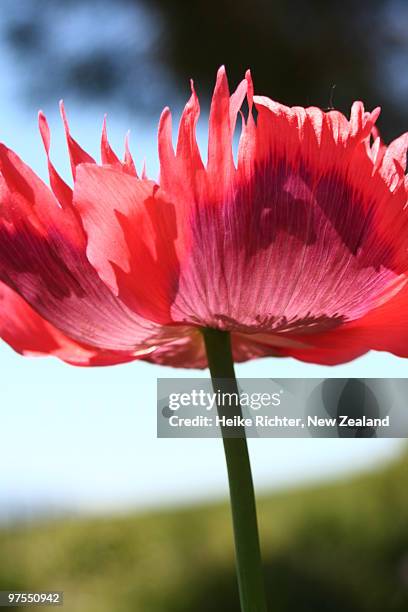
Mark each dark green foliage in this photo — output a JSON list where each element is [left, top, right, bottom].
[[1, 451, 408, 611]]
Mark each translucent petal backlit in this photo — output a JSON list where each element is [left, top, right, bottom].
[[0, 68, 408, 367]]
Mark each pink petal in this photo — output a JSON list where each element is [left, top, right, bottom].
[[38, 111, 73, 208], [123, 132, 138, 177], [0, 281, 139, 366], [3, 69, 408, 370], [0, 280, 204, 367], [151, 72, 408, 348], [73, 164, 181, 324], [0, 144, 174, 353], [101, 116, 122, 165], [59, 101, 95, 178]]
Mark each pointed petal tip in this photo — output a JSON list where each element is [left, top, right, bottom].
[[372, 106, 381, 121], [214, 65, 230, 90], [59, 100, 69, 126], [158, 107, 173, 144], [38, 111, 50, 150], [124, 131, 131, 153], [217, 65, 227, 80], [124, 130, 132, 149], [245, 69, 254, 102], [38, 111, 48, 132], [159, 106, 172, 125], [188, 80, 199, 104], [213, 65, 229, 96]]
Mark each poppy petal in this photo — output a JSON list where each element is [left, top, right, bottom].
[[38, 111, 73, 208], [73, 164, 181, 325], [0, 281, 205, 367], [0, 144, 175, 352], [0, 281, 140, 366], [155, 81, 408, 350], [282, 277, 408, 364], [59, 101, 95, 178]]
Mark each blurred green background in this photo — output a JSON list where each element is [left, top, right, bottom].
[[1, 450, 408, 611]]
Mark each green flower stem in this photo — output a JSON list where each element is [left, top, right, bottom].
[[202, 328, 268, 612]]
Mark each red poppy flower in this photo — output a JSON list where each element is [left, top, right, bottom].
[[1, 67, 408, 367]]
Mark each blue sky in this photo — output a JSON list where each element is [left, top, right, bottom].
[[0, 340, 405, 518], [0, 28, 406, 520]]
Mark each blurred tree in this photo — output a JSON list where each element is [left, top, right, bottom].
[[1, 0, 407, 138]]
